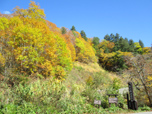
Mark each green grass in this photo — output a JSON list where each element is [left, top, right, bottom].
[[0, 62, 151, 113]]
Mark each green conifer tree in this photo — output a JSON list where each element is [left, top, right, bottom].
[[119, 37, 124, 51], [110, 33, 115, 42], [115, 33, 120, 42], [104, 34, 110, 41], [123, 38, 129, 52], [139, 39, 144, 48], [128, 39, 135, 52], [61, 27, 66, 34], [80, 30, 87, 41], [71, 25, 76, 31], [92, 37, 100, 47]]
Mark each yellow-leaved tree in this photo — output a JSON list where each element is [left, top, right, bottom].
[[0, 1, 73, 80], [75, 35, 97, 63]]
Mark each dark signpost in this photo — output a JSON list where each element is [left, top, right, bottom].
[[107, 94, 118, 107], [127, 82, 138, 110]]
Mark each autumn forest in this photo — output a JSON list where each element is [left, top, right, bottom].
[[0, 1, 152, 113]]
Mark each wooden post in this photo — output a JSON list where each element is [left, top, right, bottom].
[[128, 82, 138, 110]]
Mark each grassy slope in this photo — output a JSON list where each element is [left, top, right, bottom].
[[0, 61, 151, 113], [64, 61, 123, 88]]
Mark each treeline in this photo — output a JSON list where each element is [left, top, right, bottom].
[[92, 33, 150, 55], [104, 33, 145, 54], [91, 33, 151, 72]]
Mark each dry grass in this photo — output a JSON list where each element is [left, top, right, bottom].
[[74, 61, 104, 73], [64, 61, 123, 95], [73, 61, 121, 82]]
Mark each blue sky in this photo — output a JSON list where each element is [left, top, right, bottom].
[[0, 0, 152, 47]]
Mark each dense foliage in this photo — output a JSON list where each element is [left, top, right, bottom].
[[93, 33, 151, 72], [0, 12, 72, 80], [0, 1, 151, 113], [0, 1, 97, 80]]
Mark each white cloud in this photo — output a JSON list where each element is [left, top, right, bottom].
[[3, 11, 11, 14]]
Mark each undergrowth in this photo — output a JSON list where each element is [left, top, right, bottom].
[[0, 62, 151, 113]]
